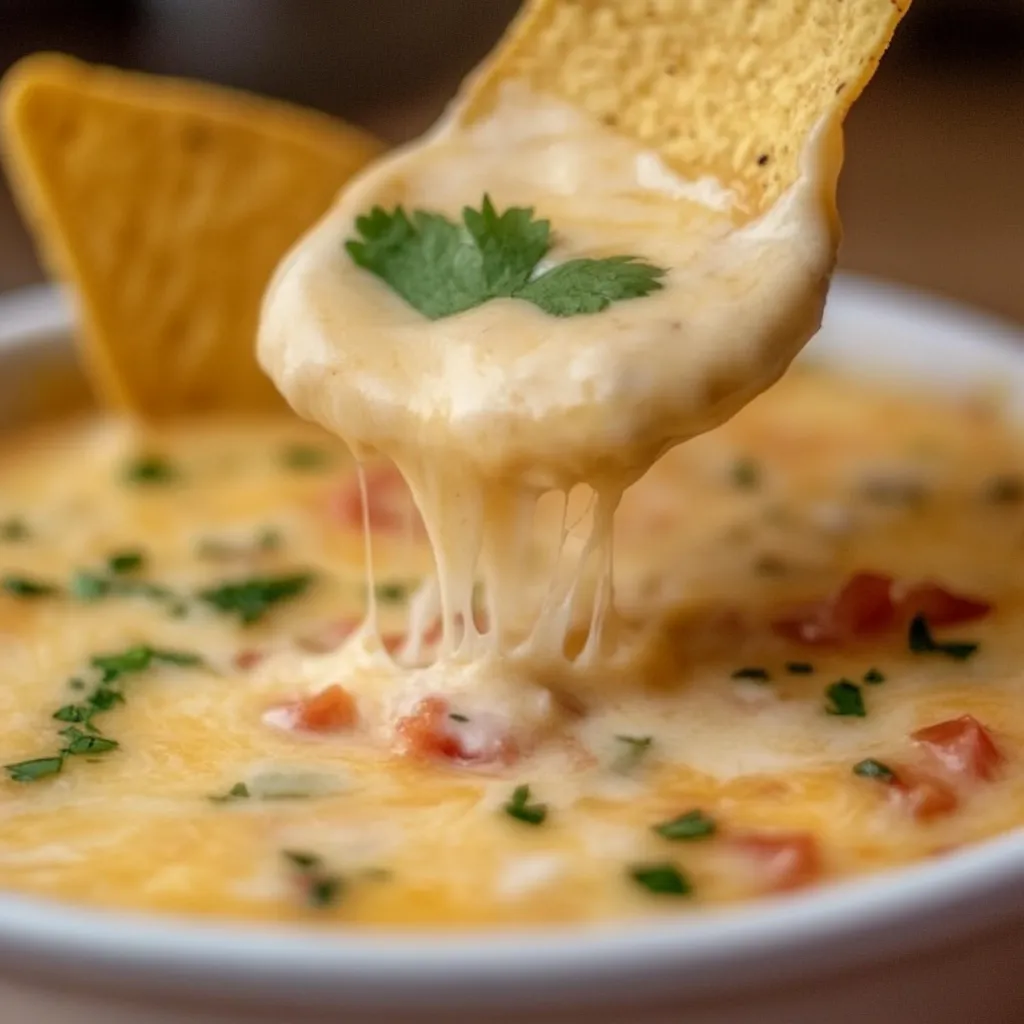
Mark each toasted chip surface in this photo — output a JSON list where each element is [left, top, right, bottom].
[[463, 0, 909, 219], [0, 53, 383, 416]]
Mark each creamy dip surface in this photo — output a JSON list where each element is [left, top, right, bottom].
[[0, 368, 1022, 926]]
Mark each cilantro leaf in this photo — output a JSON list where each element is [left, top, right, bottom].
[[3, 574, 58, 598], [612, 734, 653, 773], [6, 756, 64, 783], [629, 863, 692, 897], [346, 197, 665, 321], [503, 784, 548, 826], [515, 256, 665, 317], [825, 680, 866, 718], [853, 758, 896, 783], [462, 194, 550, 296], [197, 573, 314, 625], [908, 615, 978, 661], [652, 808, 717, 841]]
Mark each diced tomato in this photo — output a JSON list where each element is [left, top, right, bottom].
[[897, 583, 992, 628], [772, 572, 895, 645], [234, 648, 266, 670], [731, 832, 822, 892], [912, 715, 1003, 782], [328, 463, 423, 535], [395, 696, 518, 766], [294, 684, 357, 732], [890, 767, 959, 821]]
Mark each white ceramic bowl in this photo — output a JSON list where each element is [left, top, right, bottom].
[[0, 278, 1022, 1024]]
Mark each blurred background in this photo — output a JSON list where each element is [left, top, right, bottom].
[[0, 0, 1021, 323]]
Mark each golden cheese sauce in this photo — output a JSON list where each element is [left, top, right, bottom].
[[1, 367, 1023, 927]]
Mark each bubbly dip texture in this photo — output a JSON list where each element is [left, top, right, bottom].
[[258, 84, 842, 740]]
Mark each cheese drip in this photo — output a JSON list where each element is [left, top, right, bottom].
[[258, 84, 841, 729]]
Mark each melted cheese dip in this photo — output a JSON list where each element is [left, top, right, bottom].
[[1, 367, 1023, 926], [258, 85, 840, 710]]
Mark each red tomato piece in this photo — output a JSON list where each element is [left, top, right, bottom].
[[296, 618, 360, 654], [898, 583, 992, 627], [772, 572, 895, 645], [732, 832, 822, 892], [395, 696, 518, 766], [234, 648, 266, 670], [912, 715, 1003, 782], [294, 684, 357, 732], [890, 768, 960, 821], [329, 464, 423, 535]]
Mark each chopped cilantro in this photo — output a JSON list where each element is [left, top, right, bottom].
[[281, 849, 343, 909], [5, 756, 64, 783], [612, 734, 654, 773], [853, 758, 896, 783], [346, 195, 665, 321], [197, 572, 314, 625], [0, 518, 29, 542], [653, 808, 717, 841], [731, 458, 760, 490], [107, 550, 145, 575], [209, 782, 251, 804], [908, 615, 978, 661], [825, 680, 866, 718], [282, 445, 332, 471], [123, 455, 177, 485], [863, 667, 886, 684], [70, 571, 111, 602], [2, 574, 58, 598], [503, 784, 547, 826], [448, 712, 470, 723], [629, 863, 692, 897], [786, 662, 814, 675], [5, 644, 202, 782], [731, 667, 770, 682], [374, 581, 408, 603]]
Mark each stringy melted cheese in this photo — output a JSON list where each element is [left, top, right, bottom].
[[257, 85, 840, 740], [1, 368, 1024, 927]]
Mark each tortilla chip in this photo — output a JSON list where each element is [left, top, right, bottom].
[[462, 0, 910, 219], [0, 53, 383, 416]]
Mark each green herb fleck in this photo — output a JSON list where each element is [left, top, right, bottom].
[[731, 667, 770, 682], [198, 572, 314, 625], [60, 727, 118, 756], [863, 667, 886, 684], [69, 571, 111, 602], [908, 615, 978, 661], [504, 784, 547, 826], [107, 550, 145, 575], [825, 680, 866, 718], [374, 581, 409, 603], [5, 756, 65, 783], [449, 713, 470, 723], [123, 455, 177, 485], [2, 574, 58, 598], [731, 458, 760, 490], [853, 758, 896, 783], [0, 518, 30, 542], [653, 808, 717, 842], [281, 849, 343, 909], [282, 445, 332, 471], [612, 734, 654, 773], [786, 662, 814, 675], [629, 863, 692, 897], [209, 782, 251, 804], [346, 196, 666, 321]]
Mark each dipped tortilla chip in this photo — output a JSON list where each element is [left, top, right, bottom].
[[0, 53, 383, 416], [462, 0, 909, 220]]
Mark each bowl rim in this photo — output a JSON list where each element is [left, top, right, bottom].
[[0, 276, 1022, 1011]]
